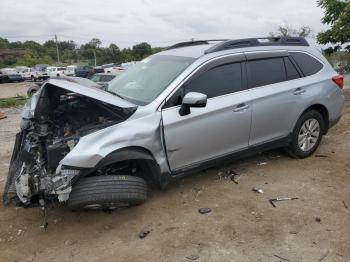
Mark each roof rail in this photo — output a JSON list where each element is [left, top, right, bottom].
[[166, 39, 228, 50], [204, 37, 309, 54]]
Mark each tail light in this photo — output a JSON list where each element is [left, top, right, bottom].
[[332, 75, 344, 89]]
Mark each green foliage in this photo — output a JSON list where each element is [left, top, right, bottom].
[[317, 0, 350, 52], [16, 50, 53, 67], [0, 37, 9, 48], [0, 96, 27, 108], [89, 38, 102, 48], [0, 36, 163, 67], [132, 42, 152, 60]]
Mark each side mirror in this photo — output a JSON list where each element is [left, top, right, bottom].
[[179, 92, 207, 116]]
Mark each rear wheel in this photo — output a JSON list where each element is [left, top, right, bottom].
[[286, 110, 324, 158], [67, 175, 147, 210]]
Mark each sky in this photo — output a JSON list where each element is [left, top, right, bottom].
[[0, 0, 328, 48]]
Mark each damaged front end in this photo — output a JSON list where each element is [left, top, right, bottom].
[[3, 79, 136, 207]]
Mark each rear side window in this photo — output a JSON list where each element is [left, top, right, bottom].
[[284, 57, 300, 80], [184, 62, 243, 99], [289, 52, 323, 76], [248, 58, 286, 88]]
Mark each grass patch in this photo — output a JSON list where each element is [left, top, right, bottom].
[[0, 96, 27, 108]]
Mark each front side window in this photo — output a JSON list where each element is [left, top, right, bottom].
[[164, 62, 243, 108], [184, 62, 243, 99], [289, 52, 323, 76], [248, 58, 286, 88], [108, 55, 194, 105]]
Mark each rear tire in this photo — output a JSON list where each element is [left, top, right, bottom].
[[67, 175, 147, 210], [286, 110, 324, 158]]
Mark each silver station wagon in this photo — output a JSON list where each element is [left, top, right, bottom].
[[4, 37, 345, 211]]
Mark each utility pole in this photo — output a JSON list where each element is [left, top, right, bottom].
[[54, 34, 60, 64], [92, 49, 97, 66]]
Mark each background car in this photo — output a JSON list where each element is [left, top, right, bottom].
[[16, 67, 41, 81], [89, 73, 118, 90], [65, 65, 77, 76], [46, 66, 67, 77], [0, 68, 23, 83], [75, 65, 94, 78], [104, 64, 123, 74], [92, 66, 105, 74], [27, 75, 102, 96]]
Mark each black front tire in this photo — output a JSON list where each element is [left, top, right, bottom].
[[286, 109, 324, 158], [67, 175, 147, 210]]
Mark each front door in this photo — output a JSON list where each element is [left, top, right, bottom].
[[161, 59, 252, 172]]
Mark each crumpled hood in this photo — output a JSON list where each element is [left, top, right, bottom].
[[23, 79, 136, 119]]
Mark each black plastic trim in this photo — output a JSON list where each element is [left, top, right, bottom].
[[205, 37, 309, 54], [245, 51, 289, 61], [166, 40, 228, 50]]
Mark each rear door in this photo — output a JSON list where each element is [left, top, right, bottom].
[[246, 51, 304, 146], [162, 55, 252, 172]]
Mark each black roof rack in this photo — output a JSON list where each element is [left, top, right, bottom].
[[204, 37, 309, 54], [166, 39, 228, 50]]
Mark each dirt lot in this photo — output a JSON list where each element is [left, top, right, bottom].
[[0, 81, 31, 98], [0, 81, 349, 262]]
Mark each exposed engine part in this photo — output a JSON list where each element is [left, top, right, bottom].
[[4, 85, 134, 206], [15, 169, 31, 204], [46, 143, 70, 170]]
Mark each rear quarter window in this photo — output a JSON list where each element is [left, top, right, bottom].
[[289, 52, 323, 76]]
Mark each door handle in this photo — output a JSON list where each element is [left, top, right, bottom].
[[233, 103, 249, 112], [293, 88, 306, 95]]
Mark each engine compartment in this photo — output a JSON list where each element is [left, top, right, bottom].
[[4, 84, 135, 206]]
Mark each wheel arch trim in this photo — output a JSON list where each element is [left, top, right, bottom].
[[293, 103, 329, 134]]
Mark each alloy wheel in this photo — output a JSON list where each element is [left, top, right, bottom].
[[298, 118, 320, 151]]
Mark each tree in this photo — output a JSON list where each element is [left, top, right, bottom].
[[317, 0, 350, 52], [151, 47, 163, 54], [89, 38, 102, 49], [0, 37, 9, 49], [109, 43, 121, 63], [269, 23, 312, 37], [132, 42, 152, 60], [16, 50, 53, 67]]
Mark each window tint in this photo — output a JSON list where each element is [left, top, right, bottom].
[[184, 63, 243, 99], [100, 75, 115, 82], [248, 58, 286, 88], [289, 52, 323, 76], [284, 57, 300, 80], [164, 87, 185, 108]]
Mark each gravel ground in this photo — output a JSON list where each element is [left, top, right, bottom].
[[0, 81, 32, 98], [0, 81, 349, 262]]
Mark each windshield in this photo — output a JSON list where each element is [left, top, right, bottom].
[[108, 55, 194, 105], [90, 75, 101, 82]]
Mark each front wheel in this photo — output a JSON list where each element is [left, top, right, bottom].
[[286, 110, 324, 158], [67, 175, 147, 210]]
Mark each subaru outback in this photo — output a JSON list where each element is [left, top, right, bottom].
[[3, 37, 345, 210]]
